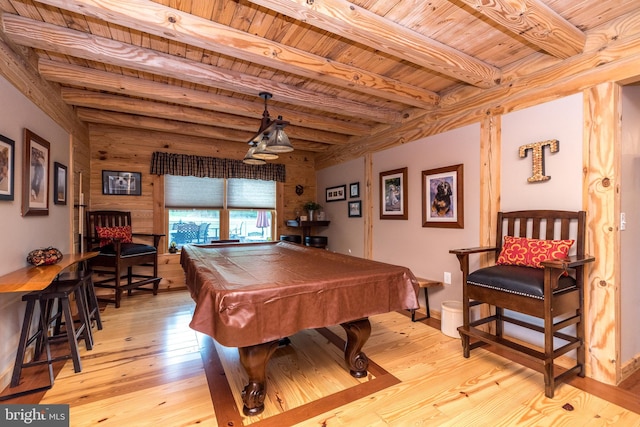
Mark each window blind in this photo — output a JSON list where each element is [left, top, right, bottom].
[[227, 179, 276, 209], [165, 175, 224, 208]]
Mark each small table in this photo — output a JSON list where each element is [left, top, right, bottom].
[[294, 220, 330, 239], [0, 251, 99, 401], [181, 242, 418, 415], [0, 252, 99, 293]]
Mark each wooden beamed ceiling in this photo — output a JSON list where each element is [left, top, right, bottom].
[[1, 0, 639, 167]]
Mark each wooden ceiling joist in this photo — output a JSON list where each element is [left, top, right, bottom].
[[1, 13, 408, 124], [37, 59, 372, 137], [32, 0, 442, 109], [247, 0, 503, 88], [61, 88, 352, 145], [458, 0, 586, 59]]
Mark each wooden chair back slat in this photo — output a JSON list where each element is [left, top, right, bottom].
[[494, 210, 585, 262]]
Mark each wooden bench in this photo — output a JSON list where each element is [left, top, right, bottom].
[[411, 278, 443, 322]]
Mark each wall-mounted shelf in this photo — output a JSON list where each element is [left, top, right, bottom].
[[291, 221, 330, 238]]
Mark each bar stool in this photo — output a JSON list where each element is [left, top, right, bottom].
[[9, 277, 93, 391], [55, 260, 103, 335]]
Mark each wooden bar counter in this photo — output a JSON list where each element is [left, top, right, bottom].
[[0, 252, 99, 293]]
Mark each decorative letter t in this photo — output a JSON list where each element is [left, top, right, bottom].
[[518, 139, 559, 183]]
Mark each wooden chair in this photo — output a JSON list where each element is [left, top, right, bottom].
[[450, 210, 595, 398], [86, 210, 163, 308]]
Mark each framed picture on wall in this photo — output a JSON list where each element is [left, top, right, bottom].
[[0, 134, 15, 201], [422, 163, 464, 228], [22, 129, 50, 216], [326, 184, 346, 202], [53, 162, 67, 205], [102, 170, 142, 195], [380, 167, 407, 220], [348, 200, 362, 217], [349, 182, 360, 198]]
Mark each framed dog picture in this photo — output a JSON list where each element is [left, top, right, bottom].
[[422, 164, 463, 228], [102, 170, 142, 195], [380, 167, 407, 220]]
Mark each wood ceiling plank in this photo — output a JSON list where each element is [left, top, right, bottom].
[[38, 58, 373, 136], [33, 0, 440, 108], [247, 0, 502, 88], [76, 108, 330, 153], [2, 14, 404, 123], [458, 0, 586, 58], [61, 88, 352, 145]]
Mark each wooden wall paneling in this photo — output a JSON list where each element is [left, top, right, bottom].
[[583, 82, 622, 385], [477, 114, 501, 331], [479, 113, 501, 264], [280, 151, 317, 234], [88, 124, 317, 289], [364, 153, 373, 260], [152, 173, 165, 250], [157, 253, 188, 292]]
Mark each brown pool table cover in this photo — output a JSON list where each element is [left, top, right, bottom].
[[181, 242, 420, 348]]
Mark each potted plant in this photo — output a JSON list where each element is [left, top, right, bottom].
[[303, 201, 322, 221], [169, 241, 178, 254]]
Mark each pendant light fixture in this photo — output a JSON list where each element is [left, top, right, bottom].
[[243, 92, 292, 164]]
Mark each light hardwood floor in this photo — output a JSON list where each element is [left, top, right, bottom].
[[2, 290, 640, 426]]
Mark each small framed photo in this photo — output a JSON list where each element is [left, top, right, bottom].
[[422, 164, 464, 228], [348, 200, 362, 217], [102, 170, 142, 195], [53, 162, 67, 205], [349, 182, 360, 198], [326, 184, 346, 202], [0, 134, 15, 201], [380, 167, 407, 220], [22, 129, 50, 216]]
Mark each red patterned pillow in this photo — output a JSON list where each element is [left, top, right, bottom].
[[497, 236, 574, 269], [96, 225, 133, 247]]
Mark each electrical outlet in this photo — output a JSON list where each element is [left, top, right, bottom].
[[621, 212, 626, 231], [444, 271, 451, 285]]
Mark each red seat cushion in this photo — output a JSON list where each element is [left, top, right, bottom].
[[96, 225, 133, 247], [496, 236, 573, 269]]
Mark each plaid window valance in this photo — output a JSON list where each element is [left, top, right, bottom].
[[150, 151, 286, 182]]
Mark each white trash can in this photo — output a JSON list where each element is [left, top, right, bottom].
[[441, 301, 463, 338]]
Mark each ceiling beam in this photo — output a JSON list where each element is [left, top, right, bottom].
[[61, 88, 351, 145], [1, 13, 405, 124], [457, 0, 585, 58], [37, 59, 372, 136], [316, 26, 640, 168], [76, 108, 329, 152], [247, 0, 502, 88], [33, 0, 441, 109]]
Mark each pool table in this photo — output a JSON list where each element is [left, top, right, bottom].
[[181, 241, 419, 415]]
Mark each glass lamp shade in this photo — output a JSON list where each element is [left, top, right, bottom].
[[243, 147, 266, 165], [252, 136, 279, 160], [265, 125, 294, 153]]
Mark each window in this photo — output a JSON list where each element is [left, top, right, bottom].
[[165, 176, 275, 250]]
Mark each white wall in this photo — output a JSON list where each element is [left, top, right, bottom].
[[500, 93, 585, 347], [501, 94, 584, 211], [318, 94, 586, 329], [316, 157, 365, 257], [318, 124, 481, 310], [372, 124, 481, 310], [621, 86, 640, 362], [0, 76, 71, 390]]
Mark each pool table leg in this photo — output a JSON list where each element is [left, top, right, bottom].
[[341, 318, 371, 378], [238, 339, 279, 416]]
